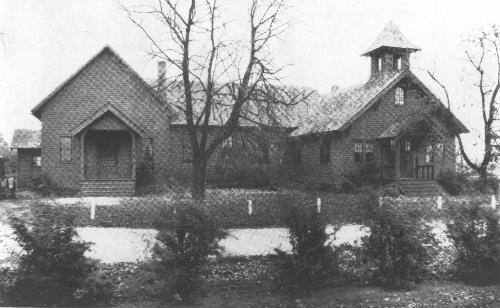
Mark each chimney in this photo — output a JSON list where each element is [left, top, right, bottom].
[[157, 61, 166, 100]]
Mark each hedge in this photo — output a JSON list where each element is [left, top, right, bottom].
[[31, 190, 495, 229], [31, 190, 371, 229]]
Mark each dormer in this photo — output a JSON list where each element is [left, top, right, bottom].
[[362, 22, 420, 77]]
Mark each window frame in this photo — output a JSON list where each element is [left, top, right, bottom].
[[354, 140, 375, 164], [60, 136, 72, 162], [365, 142, 375, 162], [319, 137, 331, 164], [182, 134, 193, 163], [142, 138, 154, 162], [394, 87, 405, 105], [354, 142, 363, 163], [221, 136, 233, 159]]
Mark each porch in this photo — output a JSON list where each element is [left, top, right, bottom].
[[71, 105, 146, 196], [80, 130, 137, 196], [377, 116, 451, 183]]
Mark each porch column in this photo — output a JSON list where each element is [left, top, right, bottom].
[[131, 132, 136, 180], [394, 139, 400, 179], [80, 130, 86, 181]]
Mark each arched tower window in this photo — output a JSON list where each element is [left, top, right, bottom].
[[395, 87, 405, 105]]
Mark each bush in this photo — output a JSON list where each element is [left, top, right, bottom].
[[436, 170, 468, 195], [153, 205, 226, 303], [472, 176, 500, 194], [2, 205, 110, 306], [275, 197, 338, 296], [446, 201, 500, 285], [362, 203, 436, 290], [342, 161, 381, 192], [33, 174, 78, 197]]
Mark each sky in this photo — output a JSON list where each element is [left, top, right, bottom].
[[1, 0, 500, 162]]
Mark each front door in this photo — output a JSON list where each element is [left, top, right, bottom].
[[400, 139, 416, 178]]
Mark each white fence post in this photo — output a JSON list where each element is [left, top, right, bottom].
[[317, 197, 321, 213], [90, 203, 96, 220], [248, 200, 253, 215], [437, 196, 443, 210], [491, 195, 497, 209]]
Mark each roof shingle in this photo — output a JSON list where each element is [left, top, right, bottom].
[[362, 21, 420, 56], [11, 129, 41, 149]]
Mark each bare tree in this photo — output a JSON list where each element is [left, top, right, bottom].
[[427, 25, 500, 185], [122, 0, 310, 199]]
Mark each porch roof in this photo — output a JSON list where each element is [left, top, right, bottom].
[[70, 103, 146, 137], [378, 107, 469, 139]]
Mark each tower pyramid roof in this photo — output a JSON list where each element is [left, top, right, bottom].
[[362, 21, 420, 56]]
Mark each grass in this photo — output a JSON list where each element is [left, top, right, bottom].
[[113, 282, 500, 307]]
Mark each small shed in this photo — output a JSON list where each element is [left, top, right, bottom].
[[11, 129, 41, 189]]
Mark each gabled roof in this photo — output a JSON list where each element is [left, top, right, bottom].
[[70, 103, 146, 137], [362, 21, 420, 56], [31, 46, 166, 119], [292, 69, 468, 137], [11, 129, 41, 149]]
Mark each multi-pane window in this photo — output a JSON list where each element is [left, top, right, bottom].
[[182, 134, 193, 163], [365, 142, 374, 162], [143, 138, 154, 161], [424, 145, 433, 164], [404, 140, 412, 152], [319, 138, 331, 164], [354, 141, 375, 163], [354, 142, 363, 163], [435, 143, 444, 161], [60, 137, 72, 161], [395, 87, 405, 105], [221, 136, 233, 159]]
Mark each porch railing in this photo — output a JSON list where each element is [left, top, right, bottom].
[[416, 165, 434, 180]]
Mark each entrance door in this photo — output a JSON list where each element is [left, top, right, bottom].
[[400, 139, 416, 178], [97, 136, 120, 179]]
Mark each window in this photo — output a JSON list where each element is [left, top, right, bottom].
[[354, 142, 363, 163], [60, 137, 72, 161], [221, 136, 233, 159], [435, 143, 444, 161], [32, 156, 41, 167], [395, 87, 405, 105], [319, 138, 331, 164], [377, 57, 382, 71], [365, 142, 374, 162], [394, 56, 402, 70], [261, 144, 270, 163], [424, 145, 433, 164], [182, 134, 192, 162], [404, 140, 412, 152], [143, 138, 154, 161]]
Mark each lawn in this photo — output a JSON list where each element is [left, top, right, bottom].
[[1, 189, 499, 307]]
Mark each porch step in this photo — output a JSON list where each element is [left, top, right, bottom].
[[387, 180, 445, 197], [81, 180, 135, 197]]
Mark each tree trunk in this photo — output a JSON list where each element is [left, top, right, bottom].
[[478, 166, 489, 193], [191, 159, 207, 200]]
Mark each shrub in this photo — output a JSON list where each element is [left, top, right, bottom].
[[136, 160, 155, 189], [362, 203, 437, 290], [472, 176, 500, 194], [342, 161, 381, 192], [33, 174, 79, 197], [2, 205, 110, 306], [446, 201, 500, 285], [153, 205, 226, 303], [275, 197, 338, 296], [436, 170, 468, 195]]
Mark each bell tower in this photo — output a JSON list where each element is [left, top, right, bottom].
[[362, 22, 420, 77]]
